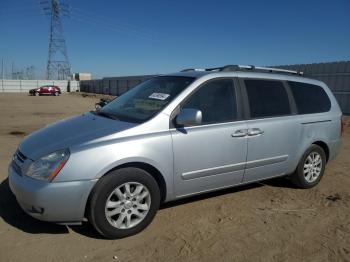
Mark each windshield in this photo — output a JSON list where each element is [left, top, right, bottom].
[[99, 76, 195, 123]]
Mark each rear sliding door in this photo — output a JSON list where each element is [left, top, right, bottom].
[[240, 79, 301, 182]]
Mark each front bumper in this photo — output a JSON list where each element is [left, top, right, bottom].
[[8, 164, 97, 223]]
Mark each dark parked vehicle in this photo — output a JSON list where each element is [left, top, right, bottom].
[[29, 85, 61, 96], [95, 98, 114, 110]]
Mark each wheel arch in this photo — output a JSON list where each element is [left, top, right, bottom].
[[312, 140, 330, 162], [290, 139, 330, 175], [108, 162, 167, 203], [85, 161, 168, 218]]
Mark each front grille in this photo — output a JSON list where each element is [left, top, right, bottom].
[[15, 150, 27, 163], [11, 150, 28, 176]]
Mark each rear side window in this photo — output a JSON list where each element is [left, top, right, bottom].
[[182, 79, 237, 124], [245, 80, 291, 118], [288, 81, 331, 114]]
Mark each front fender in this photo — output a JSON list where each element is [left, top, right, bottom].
[[54, 133, 174, 201]]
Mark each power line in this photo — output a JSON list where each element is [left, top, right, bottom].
[[68, 6, 157, 41], [69, 13, 155, 41], [70, 6, 156, 37]]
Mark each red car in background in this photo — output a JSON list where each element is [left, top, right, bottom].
[[29, 85, 61, 96]]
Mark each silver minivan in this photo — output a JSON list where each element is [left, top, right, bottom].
[[9, 65, 343, 238]]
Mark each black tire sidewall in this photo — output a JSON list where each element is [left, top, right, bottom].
[[296, 145, 326, 188], [89, 168, 160, 239]]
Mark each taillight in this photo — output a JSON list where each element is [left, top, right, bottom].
[[341, 115, 345, 136]]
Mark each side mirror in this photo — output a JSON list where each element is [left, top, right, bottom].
[[176, 108, 202, 127]]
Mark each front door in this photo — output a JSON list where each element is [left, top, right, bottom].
[[171, 78, 248, 197]]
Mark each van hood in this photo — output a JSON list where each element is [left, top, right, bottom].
[[19, 112, 137, 160]]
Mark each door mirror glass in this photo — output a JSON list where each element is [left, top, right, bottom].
[[176, 108, 202, 127]]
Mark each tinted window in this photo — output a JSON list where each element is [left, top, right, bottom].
[[245, 80, 291, 118], [182, 79, 237, 124], [288, 81, 331, 114]]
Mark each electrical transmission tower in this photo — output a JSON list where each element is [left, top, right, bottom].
[[41, 0, 71, 80]]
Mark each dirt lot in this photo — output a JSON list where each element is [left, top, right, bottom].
[[0, 93, 349, 262]]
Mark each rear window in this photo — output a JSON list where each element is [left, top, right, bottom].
[[245, 80, 291, 118], [288, 81, 331, 114]]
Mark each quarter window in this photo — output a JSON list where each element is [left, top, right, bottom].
[[245, 80, 291, 118], [288, 81, 331, 114], [182, 79, 237, 125]]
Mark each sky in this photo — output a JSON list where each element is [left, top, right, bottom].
[[0, 0, 350, 79]]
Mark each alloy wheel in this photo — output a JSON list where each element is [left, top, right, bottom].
[[105, 182, 151, 229], [303, 152, 323, 183]]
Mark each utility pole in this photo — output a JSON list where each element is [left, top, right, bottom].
[[1, 59, 4, 92], [40, 0, 71, 80], [1, 59, 4, 80], [11, 62, 14, 80]]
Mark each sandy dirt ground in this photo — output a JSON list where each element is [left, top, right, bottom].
[[0, 93, 349, 262]]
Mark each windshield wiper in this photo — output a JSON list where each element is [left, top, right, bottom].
[[93, 110, 119, 120]]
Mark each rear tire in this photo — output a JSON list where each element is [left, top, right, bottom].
[[54, 92, 59, 96], [88, 168, 160, 239], [290, 144, 326, 188]]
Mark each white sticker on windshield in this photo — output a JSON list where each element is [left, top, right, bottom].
[[149, 93, 170, 100]]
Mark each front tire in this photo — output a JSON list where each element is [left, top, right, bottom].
[[290, 144, 326, 188], [88, 168, 160, 239]]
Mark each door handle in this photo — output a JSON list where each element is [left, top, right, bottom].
[[247, 128, 264, 136], [231, 129, 248, 137]]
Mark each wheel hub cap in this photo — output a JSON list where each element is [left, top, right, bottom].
[[303, 151, 322, 183], [105, 182, 151, 229], [124, 200, 132, 209]]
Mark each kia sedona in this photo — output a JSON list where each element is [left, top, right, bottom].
[[9, 65, 343, 239]]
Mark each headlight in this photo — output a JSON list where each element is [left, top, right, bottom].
[[26, 149, 70, 182]]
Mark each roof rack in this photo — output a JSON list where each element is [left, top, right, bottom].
[[181, 65, 304, 76], [180, 68, 206, 72]]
